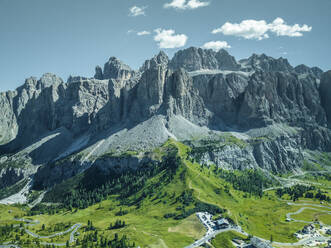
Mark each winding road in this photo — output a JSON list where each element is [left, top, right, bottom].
[[1, 199, 330, 248], [263, 170, 331, 192], [0, 218, 82, 248]]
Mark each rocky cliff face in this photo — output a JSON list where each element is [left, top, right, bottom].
[[0, 47, 330, 193], [170, 47, 240, 71], [94, 57, 136, 80], [320, 70, 331, 126], [0, 75, 109, 154], [239, 54, 293, 73], [294, 64, 323, 78]]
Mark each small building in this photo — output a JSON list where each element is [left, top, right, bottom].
[[286, 218, 291, 222], [301, 224, 315, 235], [216, 218, 229, 229], [250, 237, 274, 248]]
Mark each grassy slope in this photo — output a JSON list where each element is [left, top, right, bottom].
[[0, 204, 25, 224], [1, 139, 330, 247], [182, 152, 307, 243]]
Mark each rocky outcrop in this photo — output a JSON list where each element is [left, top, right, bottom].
[[0, 75, 109, 154], [95, 57, 136, 80], [294, 64, 323, 78], [94, 66, 103, 80], [0, 91, 18, 144], [240, 54, 293, 72], [0, 74, 63, 145], [141, 51, 169, 72], [0, 154, 36, 188], [0, 168, 25, 189], [192, 72, 248, 127], [237, 71, 326, 128], [190, 131, 304, 172], [170, 47, 240, 71], [252, 135, 304, 172], [163, 69, 209, 125]]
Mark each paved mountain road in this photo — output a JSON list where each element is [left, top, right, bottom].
[[0, 218, 82, 248]]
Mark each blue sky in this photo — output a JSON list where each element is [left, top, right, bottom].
[[0, 0, 330, 92]]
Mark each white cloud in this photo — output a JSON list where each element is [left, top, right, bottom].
[[164, 0, 210, 10], [137, 31, 151, 36], [212, 18, 312, 40], [201, 41, 231, 51], [186, 0, 210, 9], [129, 6, 147, 17], [212, 20, 270, 40], [154, 29, 188, 49], [269, 18, 312, 37]]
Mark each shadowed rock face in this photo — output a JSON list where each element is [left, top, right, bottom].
[[237, 71, 326, 128], [320, 70, 331, 126], [0, 47, 330, 190], [0, 75, 109, 153]]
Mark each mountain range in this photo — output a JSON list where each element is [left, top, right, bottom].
[[0, 47, 331, 201]]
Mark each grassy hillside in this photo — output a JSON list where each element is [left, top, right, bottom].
[[0, 139, 330, 247]]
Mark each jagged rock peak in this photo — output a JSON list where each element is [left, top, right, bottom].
[[215, 49, 240, 71], [295, 64, 313, 74], [94, 57, 135, 80], [23, 76, 38, 89], [20, 73, 63, 91], [140, 51, 169, 72], [94, 65, 103, 80], [311, 67, 324, 78], [38, 73, 63, 89], [294, 64, 323, 78], [240, 53, 293, 72], [103, 57, 134, 80], [169, 46, 239, 72]]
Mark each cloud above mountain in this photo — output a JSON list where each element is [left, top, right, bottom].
[[154, 28, 188, 48], [164, 0, 210, 10], [129, 6, 147, 16], [212, 18, 312, 40], [202, 41, 231, 51]]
